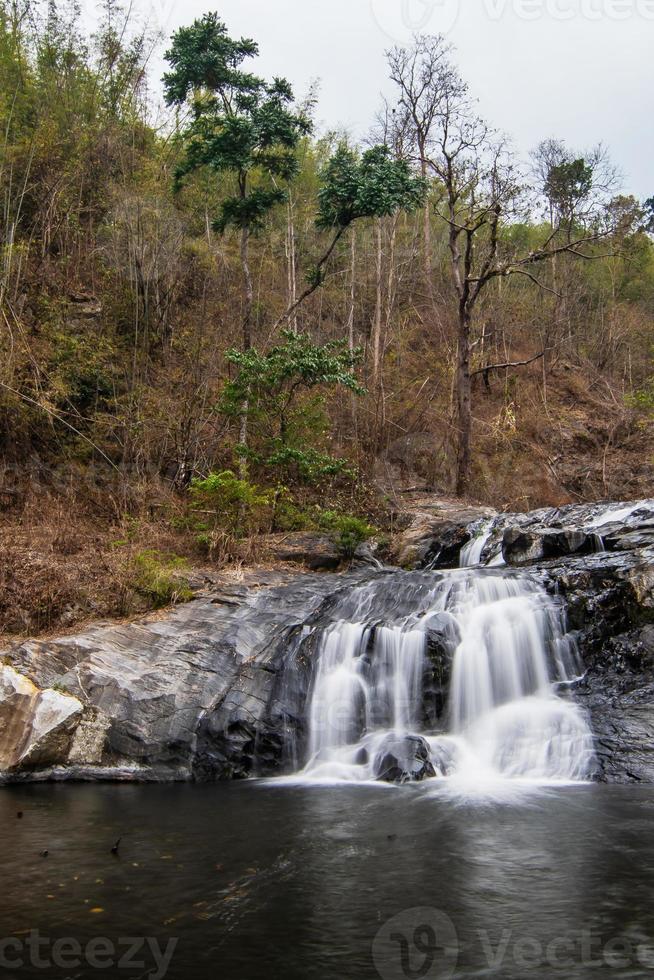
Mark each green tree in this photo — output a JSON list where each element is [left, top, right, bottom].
[[277, 143, 425, 327], [221, 329, 364, 481], [163, 13, 312, 468], [163, 13, 311, 352]]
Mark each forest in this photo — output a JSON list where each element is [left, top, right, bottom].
[[0, 0, 653, 634]]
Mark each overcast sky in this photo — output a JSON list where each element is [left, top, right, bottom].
[[117, 0, 652, 199]]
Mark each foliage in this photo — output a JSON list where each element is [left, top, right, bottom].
[[189, 470, 272, 540], [164, 13, 311, 234], [316, 144, 425, 231], [0, 2, 652, 559], [132, 551, 193, 607], [221, 331, 364, 481], [317, 510, 376, 558], [544, 158, 594, 227]]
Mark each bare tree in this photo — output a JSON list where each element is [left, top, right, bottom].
[[387, 35, 457, 298], [387, 35, 615, 494]]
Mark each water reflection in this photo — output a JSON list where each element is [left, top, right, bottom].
[[0, 783, 653, 978]]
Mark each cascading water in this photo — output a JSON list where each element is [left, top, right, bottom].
[[459, 520, 494, 567], [295, 569, 594, 785], [446, 575, 591, 781], [458, 518, 506, 567]]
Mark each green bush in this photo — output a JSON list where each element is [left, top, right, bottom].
[[188, 470, 272, 542], [132, 550, 193, 607], [317, 510, 376, 559]]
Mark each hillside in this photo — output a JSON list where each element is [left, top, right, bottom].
[[0, 4, 652, 639]]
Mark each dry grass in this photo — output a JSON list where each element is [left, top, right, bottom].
[[1, 354, 652, 643], [0, 483, 203, 642]]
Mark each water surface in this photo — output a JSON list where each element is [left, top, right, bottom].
[[1, 782, 654, 979]]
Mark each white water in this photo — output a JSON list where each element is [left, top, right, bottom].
[[296, 571, 594, 786], [459, 521, 494, 567], [586, 501, 645, 529], [459, 519, 506, 567]]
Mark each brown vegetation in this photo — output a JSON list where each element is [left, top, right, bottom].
[[0, 4, 652, 638]]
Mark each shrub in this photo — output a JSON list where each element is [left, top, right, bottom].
[[132, 550, 193, 607], [317, 510, 376, 559], [189, 470, 272, 536]]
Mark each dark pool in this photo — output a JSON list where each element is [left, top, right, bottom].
[[1, 781, 654, 979]]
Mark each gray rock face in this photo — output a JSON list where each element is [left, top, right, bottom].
[[502, 526, 591, 564], [540, 549, 654, 784], [392, 496, 494, 568], [1, 571, 361, 782]]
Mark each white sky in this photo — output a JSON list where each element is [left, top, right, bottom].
[[111, 0, 652, 199]]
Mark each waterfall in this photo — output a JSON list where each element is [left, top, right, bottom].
[[584, 501, 646, 554], [295, 570, 594, 785], [459, 520, 493, 567], [459, 518, 505, 567], [446, 575, 591, 781]]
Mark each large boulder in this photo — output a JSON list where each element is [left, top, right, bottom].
[[503, 526, 591, 565], [392, 496, 494, 568], [0, 666, 83, 770], [263, 532, 341, 571], [373, 734, 436, 783]]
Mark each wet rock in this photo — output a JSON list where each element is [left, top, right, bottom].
[[503, 526, 591, 565], [541, 548, 654, 783], [392, 497, 494, 568], [1, 497, 654, 786], [1, 572, 368, 782], [428, 737, 459, 777], [373, 734, 436, 783], [264, 532, 341, 571], [422, 614, 459, 727]]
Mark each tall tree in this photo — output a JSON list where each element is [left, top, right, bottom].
[[274, 142, 426, 330], [387, 35, 615, 494], [163, 13, 311, 461]]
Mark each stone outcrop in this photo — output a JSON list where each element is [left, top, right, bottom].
[[0, 666, 83, 769], [262, 532, 342, 571], [0, 499, 653, 785], [390, 494, 494, 568], [0, 570, 373, 782]]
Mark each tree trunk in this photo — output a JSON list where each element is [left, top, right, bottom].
[[285, 196, 298, 333], [455, 307, 472, 495], [347, 229, 357, 432], [418, 147, 432, 299], [240, 224, 253, 351], [371, 218, 383, 391], [371, 218, 384, 448], [239, 223, 253, 478]]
